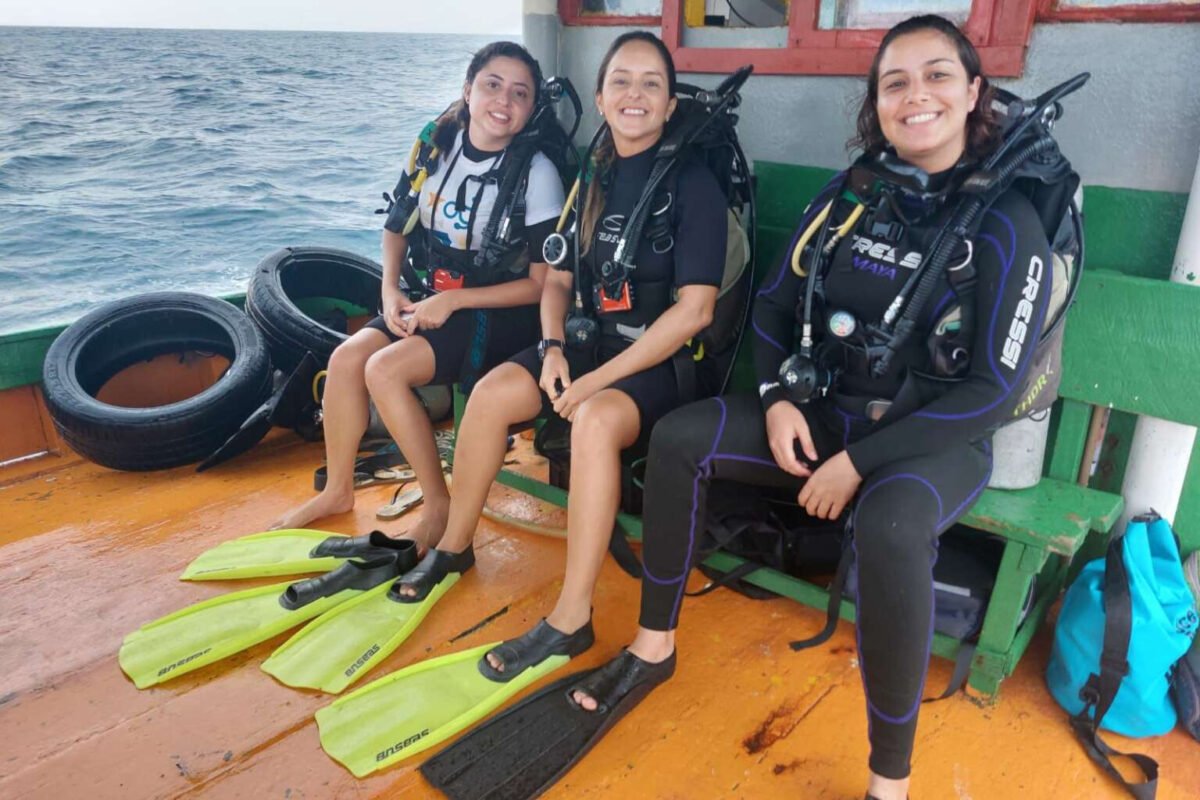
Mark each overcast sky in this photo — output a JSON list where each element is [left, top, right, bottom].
[[0, 0, 522, 34]]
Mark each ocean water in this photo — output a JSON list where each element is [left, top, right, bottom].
[[0, 26, 495, 334]]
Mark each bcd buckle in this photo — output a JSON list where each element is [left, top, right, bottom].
[[596, 281, 633, 313], [432, 269, 465, 292]]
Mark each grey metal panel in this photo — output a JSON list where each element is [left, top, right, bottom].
[[559, 21, 1200, 193]]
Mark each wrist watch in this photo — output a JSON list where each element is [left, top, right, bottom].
[[537, 338, 566, 361]]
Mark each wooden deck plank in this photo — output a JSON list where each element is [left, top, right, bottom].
[[0, 434, 1196, 799]]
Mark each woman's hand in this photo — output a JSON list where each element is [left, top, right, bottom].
[[403, 292, 460, 335], [551, 371, 600, 422], [765, 400, 818, 478], [539, 348, 571, 400], [382, 289, 410, 337], [798, 451, 862, 521]]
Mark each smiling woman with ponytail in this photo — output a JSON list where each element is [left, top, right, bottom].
[[270, 42, 565, 562], [419, 30, 729, 707]]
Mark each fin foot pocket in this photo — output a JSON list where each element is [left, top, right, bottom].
[[566, 649, 676, 713], [279, 547, 417, 610], [389, 546, 476, 602], [310, 529, 412, 558], [478, 618, 595, 684]]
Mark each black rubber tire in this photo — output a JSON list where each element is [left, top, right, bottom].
[[42, 292, 272, 471], [246, 245, 453, 421], [245, 246, 383, 373]]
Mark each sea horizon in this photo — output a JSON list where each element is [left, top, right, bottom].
[[0, 26, 502, 334]]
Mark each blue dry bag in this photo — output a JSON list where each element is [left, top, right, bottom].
[[1172, 550, 1200, 741], [1046, 511, 1198, 799]]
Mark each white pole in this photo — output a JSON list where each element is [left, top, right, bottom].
[[1119, 149, 1200, 528], [523, 0, 560, 79]]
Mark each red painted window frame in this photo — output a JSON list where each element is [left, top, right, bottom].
[[1037, 0, 1200, 23], [663, 0, 1037, 76], [560, 0, 1038, 77], [558, 0, 661, 27]]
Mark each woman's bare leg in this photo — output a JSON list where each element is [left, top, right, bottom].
[[364, 336, 443, 549], [439, 364, 543, 552], [270, 329, 391, 530], [486, 389, 640, 671]]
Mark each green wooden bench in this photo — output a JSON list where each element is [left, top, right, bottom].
[[460, 269, 1199, 699]]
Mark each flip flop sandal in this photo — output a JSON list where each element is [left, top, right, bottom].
[[435, 429, 456, 459], [373, 467, 417, 482], [313, 449, 411, 491], [376, 484, 424, 520], [478, 618, 595, 683], [388, 546, 476, 603], [566, 648, 676, 713]]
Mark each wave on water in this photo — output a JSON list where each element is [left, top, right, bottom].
[[0, 26, 495, 334]]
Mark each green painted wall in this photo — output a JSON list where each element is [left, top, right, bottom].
[[1080, 186, 1190, 280]]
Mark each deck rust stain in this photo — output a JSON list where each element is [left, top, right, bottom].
[[743, 682, 837, 756]]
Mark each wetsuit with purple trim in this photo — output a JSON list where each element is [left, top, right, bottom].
[[636, 176, 1052, 780]]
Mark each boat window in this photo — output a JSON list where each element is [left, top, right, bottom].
[[578, 0, 664, 16], [1041, 0, 1200, 22], [815, 0, 971, 29], [634, 0, 1038, 77], [563, 0, 1191, 74], [687, 1, 973, 30]]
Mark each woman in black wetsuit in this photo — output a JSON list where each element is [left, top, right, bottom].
[[399, 32, 728, 691], [271, 42, 564, 537], [630, 17, 1053, 800]]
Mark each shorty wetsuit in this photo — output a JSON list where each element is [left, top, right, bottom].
[[366, 128, 564, 384], [509, 145, 727, 435], [637, 172, 1053, 779]]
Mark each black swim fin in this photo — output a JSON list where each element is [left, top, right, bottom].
[[197, 351, 321, 472], [420, 651, 674, 800]]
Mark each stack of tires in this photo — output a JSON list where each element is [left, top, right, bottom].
[[42, 246, 449, 471]]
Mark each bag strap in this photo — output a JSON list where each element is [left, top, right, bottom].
[[608, 524, 644, 579], [685, 513, 764, 597], [1068, 527, 1159, 800], [923, 642, 977, 703], [788, 543, 979, 703], [789, 542, 854, 651]]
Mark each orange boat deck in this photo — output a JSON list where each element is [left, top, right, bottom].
[[1, 432, 1196, 799]]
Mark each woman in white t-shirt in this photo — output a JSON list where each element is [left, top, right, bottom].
[[271, 42, 564, 537]]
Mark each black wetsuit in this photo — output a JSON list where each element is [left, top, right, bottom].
[[367, 131, 560, 385], [509, 145, 727, 432], [638, 172, 1053, 779]]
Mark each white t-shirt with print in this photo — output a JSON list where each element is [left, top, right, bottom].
[[415, 130, 565, 251]]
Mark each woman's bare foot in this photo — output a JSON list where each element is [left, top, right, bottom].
[[269, 488, 355, 530], [570, 627, 675, 711]]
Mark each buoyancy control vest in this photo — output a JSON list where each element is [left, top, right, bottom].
[[784, 74, 1088, 422], [378, 77, 581, 295], [547, 66, 757, 397]]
